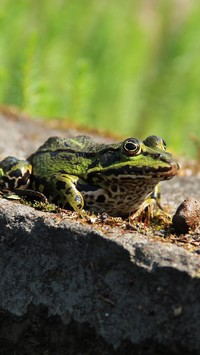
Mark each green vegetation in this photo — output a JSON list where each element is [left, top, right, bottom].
[[0, 0, 200, 157]]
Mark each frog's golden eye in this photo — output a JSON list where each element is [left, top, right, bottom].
[[122, 138, 141, 156]]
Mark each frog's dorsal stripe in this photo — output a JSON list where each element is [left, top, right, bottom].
[[29, 147, 119, 160]]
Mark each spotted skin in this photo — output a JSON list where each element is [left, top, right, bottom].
[[0, 156, 32, 190], [80, 175, 170, 216]]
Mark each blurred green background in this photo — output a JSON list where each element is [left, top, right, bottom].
[[0, 0, 200, 157]]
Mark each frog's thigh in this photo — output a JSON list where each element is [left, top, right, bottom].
[[50, 173, 84, 211], [0, 157, 32, 189]]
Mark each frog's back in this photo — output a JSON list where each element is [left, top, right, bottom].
[[62, 135, 110, 153], [29, 136, 90, 153], [28, 136, 107, 179], [30, 135, 106, 154]]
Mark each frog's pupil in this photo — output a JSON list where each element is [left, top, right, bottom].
[[125, 142, 137, 151]]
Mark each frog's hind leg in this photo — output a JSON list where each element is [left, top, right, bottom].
[[48, 173, 84, 212], [0, 156, 32, 190]]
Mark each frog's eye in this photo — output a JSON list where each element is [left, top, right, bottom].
[[122, 138, 141, 156], [144, 135, 167, 151]]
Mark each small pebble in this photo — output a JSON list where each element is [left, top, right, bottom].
[[172, 197, 200, 235]]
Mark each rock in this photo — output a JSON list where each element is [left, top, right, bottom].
[[172, 197, 200, 235], [0, 198, 199, 355]]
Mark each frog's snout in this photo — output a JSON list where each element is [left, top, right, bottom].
[[170, 160, 179, 176]]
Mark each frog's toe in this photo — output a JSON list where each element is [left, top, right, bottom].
[[74, 195, 84, 210], [130, 197, 172, 224]]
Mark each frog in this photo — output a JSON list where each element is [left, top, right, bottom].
[[0, 135, 179, 217]]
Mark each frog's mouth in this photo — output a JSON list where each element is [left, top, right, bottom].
[[88, 161, 179, 180]]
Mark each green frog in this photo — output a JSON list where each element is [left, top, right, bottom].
[[0, 135, 179, 217]]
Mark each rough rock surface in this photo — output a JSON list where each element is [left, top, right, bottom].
[[0, 199, 200, 355], [0, 111, 200, 354]]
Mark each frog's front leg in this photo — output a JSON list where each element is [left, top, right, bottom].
[[131, 184, 171, 222], [0, 156, 32, 190], [143, 184, 165, 219], [149, 184, 162, 208], [49, 173, 84, 212]]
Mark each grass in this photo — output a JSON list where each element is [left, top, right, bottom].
[[0, 0, 200, 157]]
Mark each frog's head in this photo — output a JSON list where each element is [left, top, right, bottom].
[[86, 135, 179, 182]]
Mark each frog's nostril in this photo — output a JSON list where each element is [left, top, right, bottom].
[[155, 153, 162, 159]]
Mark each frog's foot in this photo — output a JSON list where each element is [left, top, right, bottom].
[[14, 188, 48, 202], [1, 188, 48, 203], [49, 173, 84, 212], [130, 196, 172, 224], [130, 183, 172, 224]]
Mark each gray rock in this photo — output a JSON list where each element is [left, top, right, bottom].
[[0, 199, 199, 355]]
